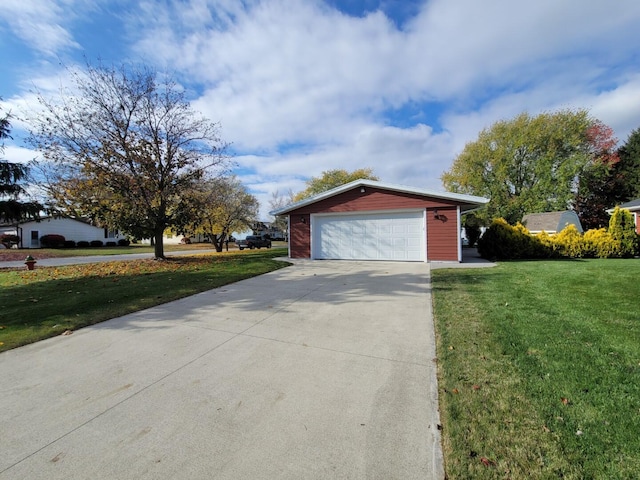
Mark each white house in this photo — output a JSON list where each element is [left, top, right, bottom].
[[0, 217, 122, 248]]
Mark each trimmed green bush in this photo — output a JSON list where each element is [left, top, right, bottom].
[[40, 234, 66, 248], [63, 240, 76, 248], [117, 238, 131, 246], [89, 240, 104, 247], [77, 240, 90, 247]]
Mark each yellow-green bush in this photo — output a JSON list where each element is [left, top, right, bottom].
[[478, 213, 639, 260], [551, 224, 585, 258]]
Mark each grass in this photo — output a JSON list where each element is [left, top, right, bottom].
[[0, 249, 289, 352], [0, 242, 231, 260], [432, 259, 640, 479]]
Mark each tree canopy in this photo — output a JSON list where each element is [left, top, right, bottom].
[[28, 63, 228, 258], [0, 104, 41, 223], [293, 168, 378, 202], [175, 176, 258, 252], [441, 110, 613, 224]]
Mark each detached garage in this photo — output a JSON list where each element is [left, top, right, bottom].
[[270, 180, 489, 262]]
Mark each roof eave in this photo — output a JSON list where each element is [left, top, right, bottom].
[[269, 179, 489, 216]]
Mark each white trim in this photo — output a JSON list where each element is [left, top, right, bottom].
[[457, 206, 462, 263], [423, 209, 428, 262]]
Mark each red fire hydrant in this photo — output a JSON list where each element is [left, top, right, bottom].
[[24, 255, 37, 270]]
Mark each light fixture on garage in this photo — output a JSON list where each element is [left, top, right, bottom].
[[301, 216, 306, 223], [360, 187, 365, 193], [434, 209, 440, 219]]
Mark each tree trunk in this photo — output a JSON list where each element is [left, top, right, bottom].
[[153, 229, 165, 259], [211, 234, 223, 253]]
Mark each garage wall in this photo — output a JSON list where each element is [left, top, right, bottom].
[[290, 187, 460, 214], [426, 206, 459, 261], [285, 187, 463, 261], [289, 214, 311, 258]]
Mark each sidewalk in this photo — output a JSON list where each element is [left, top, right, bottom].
[[0, 250, 219, 269]]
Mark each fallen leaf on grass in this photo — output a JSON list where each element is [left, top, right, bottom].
[[452, 388, 459, 394], [542, 425, 551, 433], [561, 397, 570, 405], [472, 384, 481, 391], [480, 457, 496, 467], [62, 330, 73, 336]]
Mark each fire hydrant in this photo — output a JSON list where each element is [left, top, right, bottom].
[[24, 255, 37, 270]]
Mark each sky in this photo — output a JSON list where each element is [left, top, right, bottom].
[[1, 0, 640, 220]]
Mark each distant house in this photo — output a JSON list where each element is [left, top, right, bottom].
[[608, 199, 640, 234], [0, 217, 122, 248], [521, 211, 584, 235]]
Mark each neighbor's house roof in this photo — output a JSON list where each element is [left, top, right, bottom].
[[607, 198, 640, 213], [269, 179, 489, 216], [522, 211, 584, 234]]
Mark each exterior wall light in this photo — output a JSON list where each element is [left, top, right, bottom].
[[360, 187, 365, 193]]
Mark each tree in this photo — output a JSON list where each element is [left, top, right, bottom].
[[28, 63, 227, 259], [573, 121, 622, 229], [293, 168, 378, 201], [0, 103, 41, 223], [442, 110, 597, 224], [616, 128, 640, 199], [176, 176, 258, 252], [268, 189, 295, 237]]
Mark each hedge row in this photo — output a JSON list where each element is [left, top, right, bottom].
[[478, 207, 639, 260], [39, 235, 131, 248]]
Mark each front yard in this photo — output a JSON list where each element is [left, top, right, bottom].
[[433, 259, 640, 479], [0, 250, 288, 352]]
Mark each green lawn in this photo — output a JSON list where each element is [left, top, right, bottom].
[[0, 249, 289, 352], [432, 259, 640, 479]]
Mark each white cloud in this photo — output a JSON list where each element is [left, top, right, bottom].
[[0, 0, 83, 56], [5, 0, 640, 219]]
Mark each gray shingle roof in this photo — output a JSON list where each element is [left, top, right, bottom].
[[521, 211, 583, 233]]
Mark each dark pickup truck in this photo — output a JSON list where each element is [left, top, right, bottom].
[[237, 235, 272, 250]]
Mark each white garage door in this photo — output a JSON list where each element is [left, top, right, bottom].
[[312, 211, 425, 261]]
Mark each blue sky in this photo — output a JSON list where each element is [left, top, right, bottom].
[[2, 0, 640, 219]]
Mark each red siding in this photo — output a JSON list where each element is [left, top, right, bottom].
[[288, 187, 459, 214], [285, 187, 462, 261], [427, 206, 459, 261], [289, 214, 310, 258]]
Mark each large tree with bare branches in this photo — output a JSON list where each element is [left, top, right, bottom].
[[28, 63, 228, 258]]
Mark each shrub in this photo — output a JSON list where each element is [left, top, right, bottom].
[[1, 234, 20, 249], [90, 240, 104, 247], [608, 207, 637, 258], [583, 228, 615, 258], [552, 224, 585, 258], [40, 234, 66, 248], [478, 218, 552, 260], [106, 241, 117, 247], [63, 240, 77, 248], [76, 240, 90, 248], [117, 238, 131, 246]]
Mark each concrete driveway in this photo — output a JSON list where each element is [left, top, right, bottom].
[[0, 260, 443, 479]]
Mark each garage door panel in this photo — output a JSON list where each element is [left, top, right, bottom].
[[313, 212, 425, 261]]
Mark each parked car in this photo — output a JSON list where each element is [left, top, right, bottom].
[[237, 235, 272, 250]]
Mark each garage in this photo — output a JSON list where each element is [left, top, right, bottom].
[[270, 179, 489, 262], [312, 211, 425, 261]]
